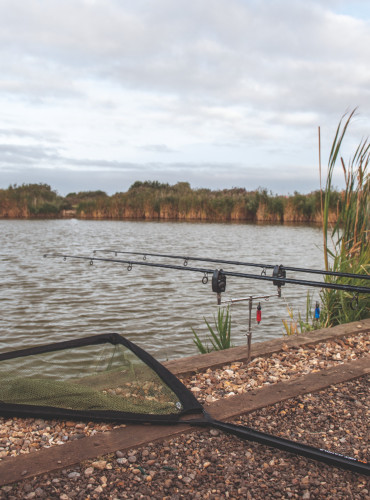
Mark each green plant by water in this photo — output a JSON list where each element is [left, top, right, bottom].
[[282, 292, 321, 335], [281, 109, 369, 335], [319, 109, 369, 327], [192, 306, 233, 354]]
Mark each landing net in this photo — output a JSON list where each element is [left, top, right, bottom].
[[0, 333, 202, 422]]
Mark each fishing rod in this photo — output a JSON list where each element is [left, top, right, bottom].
[[43, 253, 370, 295], [93, 249, 370, 281]]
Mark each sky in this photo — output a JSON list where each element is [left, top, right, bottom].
[[1, 0, 369, 196]]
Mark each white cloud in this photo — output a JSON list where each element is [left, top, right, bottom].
[[138, 144, 176, 153], [0, 0, 369, 195]]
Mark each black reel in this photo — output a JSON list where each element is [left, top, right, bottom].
[[212, 269, 226, 294], [272, 265, 286, 286]]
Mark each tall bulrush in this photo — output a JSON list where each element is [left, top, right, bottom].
[[319, 110, 369, 326]]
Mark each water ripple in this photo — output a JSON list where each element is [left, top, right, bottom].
[[0, 219, 323, 360]]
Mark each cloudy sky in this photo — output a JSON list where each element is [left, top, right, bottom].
[[1, 0, 369, 195]]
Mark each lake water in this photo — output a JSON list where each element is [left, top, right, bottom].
[[0, 219, 325, 361]]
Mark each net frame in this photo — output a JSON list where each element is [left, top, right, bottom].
[[0, 333, 203, 423]]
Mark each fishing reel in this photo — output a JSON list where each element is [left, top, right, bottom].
[[212, 269, 226, 305], [272, 265, 286, 296]]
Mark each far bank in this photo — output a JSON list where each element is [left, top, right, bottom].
[[0, 181, 340, 223]]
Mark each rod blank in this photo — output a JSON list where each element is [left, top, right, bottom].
[[44, 253, 370, 294], [93, 249, 370, 281]]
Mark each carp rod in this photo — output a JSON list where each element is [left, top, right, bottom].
[[44, 253, 370, 295], [93, 249, 370, 281]]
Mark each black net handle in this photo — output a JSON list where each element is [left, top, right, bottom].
[[187, 415, 370, 476]]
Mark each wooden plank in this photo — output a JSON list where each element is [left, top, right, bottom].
[[0, 356, 368, 486], [164, 318, 370, 376], [206, 355, 370, 421], [0, 423, 191, 487]]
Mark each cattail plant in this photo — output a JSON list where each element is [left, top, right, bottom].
[[319, 109, 369, 326]]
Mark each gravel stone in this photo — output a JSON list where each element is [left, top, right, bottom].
[[67, 472, 80, 479], [116, 457, 128, 465], [90, 460, 107, 470]]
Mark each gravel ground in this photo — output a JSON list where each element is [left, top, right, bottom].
[[0, 332, 369, 499], [1, 376, 368, 499], [181, 332, 369, 404], [0, 332, 368, 462]]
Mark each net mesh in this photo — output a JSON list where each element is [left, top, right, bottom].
[[0, 342, 182, 415]]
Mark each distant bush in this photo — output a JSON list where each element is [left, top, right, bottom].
[[0, 183, 63, 217]]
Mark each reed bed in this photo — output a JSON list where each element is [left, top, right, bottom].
[[319, 109, 369, 327]]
